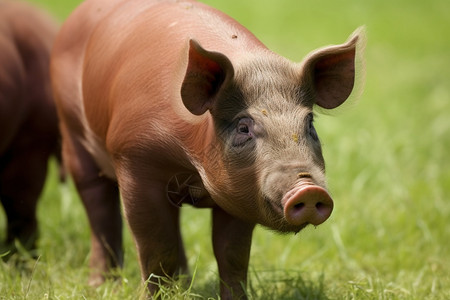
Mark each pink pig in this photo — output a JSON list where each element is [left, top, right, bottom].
[[51, 0, 365, 298]]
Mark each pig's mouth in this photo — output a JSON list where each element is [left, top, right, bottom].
[[263, 197, 309, 232]]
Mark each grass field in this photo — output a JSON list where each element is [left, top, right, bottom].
[[1, 0, 449, 299]]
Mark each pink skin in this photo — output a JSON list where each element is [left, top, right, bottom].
[[283, 183, 334, 227]]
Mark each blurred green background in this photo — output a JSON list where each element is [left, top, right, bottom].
[[2, 0, 449, 298]]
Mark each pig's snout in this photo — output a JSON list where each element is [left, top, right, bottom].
[[283, 184, 333, 226]]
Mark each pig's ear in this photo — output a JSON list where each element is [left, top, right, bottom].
[[301, 27, 366, 109], [181, 39, 234, 115]]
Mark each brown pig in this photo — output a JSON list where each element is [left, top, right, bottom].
[[51, 0, 365, 298], [0, 1, 59, 257]]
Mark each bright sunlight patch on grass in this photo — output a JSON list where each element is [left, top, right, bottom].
[[1, 0, 449, 299]]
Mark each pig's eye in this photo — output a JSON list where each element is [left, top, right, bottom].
[[307, 113, 319, 141], [233, 117, 254, 146]]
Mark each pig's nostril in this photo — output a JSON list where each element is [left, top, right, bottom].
[[294, 202, 304, 210]]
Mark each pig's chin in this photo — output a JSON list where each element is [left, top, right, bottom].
[[262, 196, 309, 233]]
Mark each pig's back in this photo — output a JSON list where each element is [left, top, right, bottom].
[[81, 0, 268, 139]]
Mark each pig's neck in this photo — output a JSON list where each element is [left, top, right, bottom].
[[177, 114, 227, 196]]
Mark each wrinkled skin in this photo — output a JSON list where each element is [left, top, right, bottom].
[[51, 0, 365, 298], [0, 1, 59, 257]]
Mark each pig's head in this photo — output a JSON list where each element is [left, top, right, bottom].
[[181, 28, 365, 233]]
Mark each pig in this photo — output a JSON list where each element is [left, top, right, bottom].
[[50, 0, 365, 298], [0, 1, 59, 258]]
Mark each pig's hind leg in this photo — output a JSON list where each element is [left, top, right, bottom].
[[0, 144, 49, 258], [61, 132, 123, 286]]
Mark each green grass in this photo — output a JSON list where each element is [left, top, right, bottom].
[[2, 0, 450, 298]]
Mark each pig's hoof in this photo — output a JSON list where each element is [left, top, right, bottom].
[[88, 274, 105, 287]]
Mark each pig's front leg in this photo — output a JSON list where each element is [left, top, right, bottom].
[[212, 207, 255, 300], [118, 172, 187, 294]]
